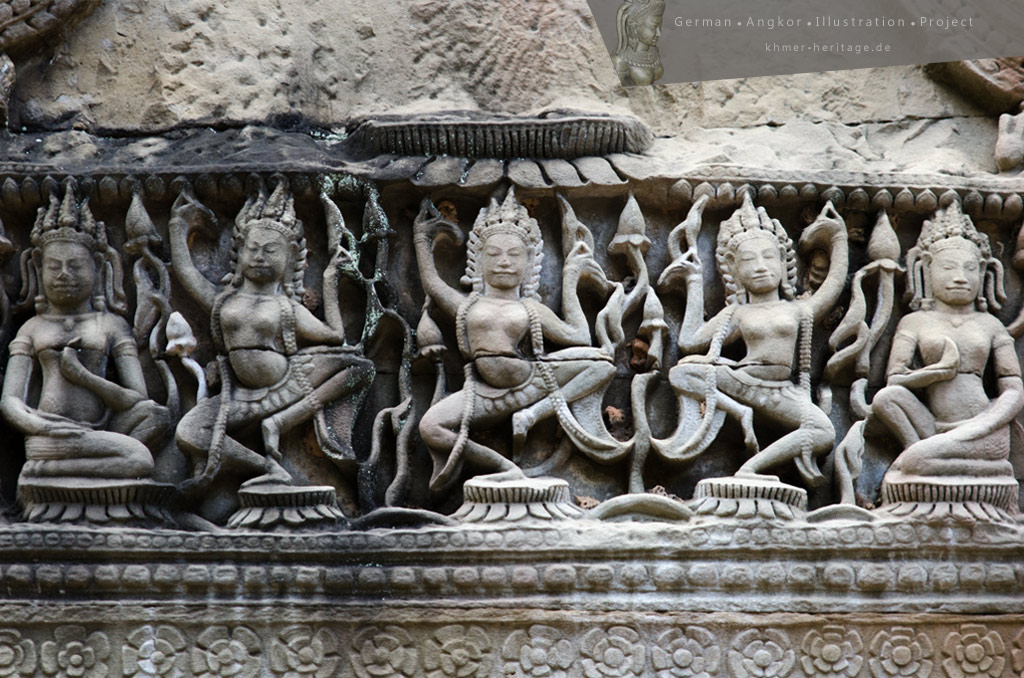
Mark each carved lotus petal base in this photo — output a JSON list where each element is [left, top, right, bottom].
[[452, 477, 584, 524], [17, 477, 175, 526], [691, 475, 808, 521], [881, 474, 1019, 512], [228, 484, 345, 530]]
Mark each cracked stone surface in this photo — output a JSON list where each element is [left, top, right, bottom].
[[10, 2, 990, 150]]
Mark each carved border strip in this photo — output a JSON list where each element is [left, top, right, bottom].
[[0, 613, 1020, 678]]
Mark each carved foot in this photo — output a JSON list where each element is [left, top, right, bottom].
[[240, 456, 293, 488], [740, 410, 759, 455], [477, 467, 527, 484], [512, 409, 536, 452]]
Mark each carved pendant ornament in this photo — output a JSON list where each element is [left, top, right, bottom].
[[0, 172, 1021, 530]]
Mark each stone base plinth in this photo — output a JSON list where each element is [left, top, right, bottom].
[[452, 476, 584, 523], [17, 477, 175, 525], [880, 474, 1019, 511], [228, 484, 345, 529], [691, 475, 807, 520], [875, 474, 1021, 523]]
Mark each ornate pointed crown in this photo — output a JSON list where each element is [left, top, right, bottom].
[[235, 180, 302, 240], [916, 201, 991, 257], [31, 180, 107, 251], [717, 193, 790, 253], [472, 188, 542, 248]]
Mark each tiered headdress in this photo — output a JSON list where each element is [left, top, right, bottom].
[[906, 201, 1004, 311], [20, 179, 126, 314], [715, 193, 798, 305], [227, 179, 307, 300], [461, 188, 543, 300]]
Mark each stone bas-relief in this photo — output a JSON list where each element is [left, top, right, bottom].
[[0, 161, 1022, 673], [168, 180, 374, 527], [0, 173, 1022, 528], [835, 203, 1024, 519], [1, 180, 172, 523], [642, 194, 848, 519]]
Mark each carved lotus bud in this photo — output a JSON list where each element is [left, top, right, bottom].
[[125, 190, 160, 254], [608, 193, 651, 257], [867, 211, 900, 262], [165, 312, 197, 358], [415, 304, 445, 361]]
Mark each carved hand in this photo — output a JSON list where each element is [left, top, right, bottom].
[[887, 337, 959, 389], [169, 190, 216, 237], [657, 249, 701, 290], [799, 202, 846, 252], [413, 198, 462, 246]]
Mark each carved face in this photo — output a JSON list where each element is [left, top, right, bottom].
[[636, 12, 662, 46], [480, 233, 529, 292], [928, 238, 982, 307], [731, 234, 783, 296], [241, 224, 290, 284], [40, 240, 97, 310]]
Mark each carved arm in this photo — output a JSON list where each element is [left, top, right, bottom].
[[412, 198, 466, 320], [167, 191, 218, 315], [801, 202, 849, 323]]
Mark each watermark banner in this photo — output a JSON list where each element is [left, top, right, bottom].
[[587, 0, 1024, 84]]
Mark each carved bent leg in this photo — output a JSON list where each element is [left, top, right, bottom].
[[109, 399, 172, 449], [511, 359, 616, 449], [420, 390, 524, 492], [668, 363, 759, 454], [23, 430, 154, 479], [871, 384, 936, 451], [730, 385, 834, 479], [893, 424, 1013, 478], [175, 396, 269, 482], [261, 354, 375, 464]]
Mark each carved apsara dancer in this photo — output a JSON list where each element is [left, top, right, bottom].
[[413, 190, 623, 492], [658, 193, 848, 484], [169, 182, 373, 491], [871, 204, 1023, 482]]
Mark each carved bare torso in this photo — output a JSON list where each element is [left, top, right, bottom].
[[892, 310, 1011, 422], [466, 297, 533, 388], [219, 292, 290, 388], [732, 300, 801, 381], [22, 312, 132, 425]]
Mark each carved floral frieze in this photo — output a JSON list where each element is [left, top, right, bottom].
[[0, 620, 1021, 678]]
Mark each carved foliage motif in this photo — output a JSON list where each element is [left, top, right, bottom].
[[39, 627, 110, 678], [728, 629, 795, 678], [349, 626, 418, 678], [941, 625, 1005, 678], [420, 625, 491, 678], [799, 626, 863, 678], [502, 625, 578, 678], [868, 627, 934, 678], [122, 626, 188, 678], [650, 627, 719, 678], [189, 627, 260, 678], [0, 622, 1020, 678], [0, 630, 36, 678]]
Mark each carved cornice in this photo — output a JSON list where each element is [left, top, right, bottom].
[[0, 522, 1022, 614]]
